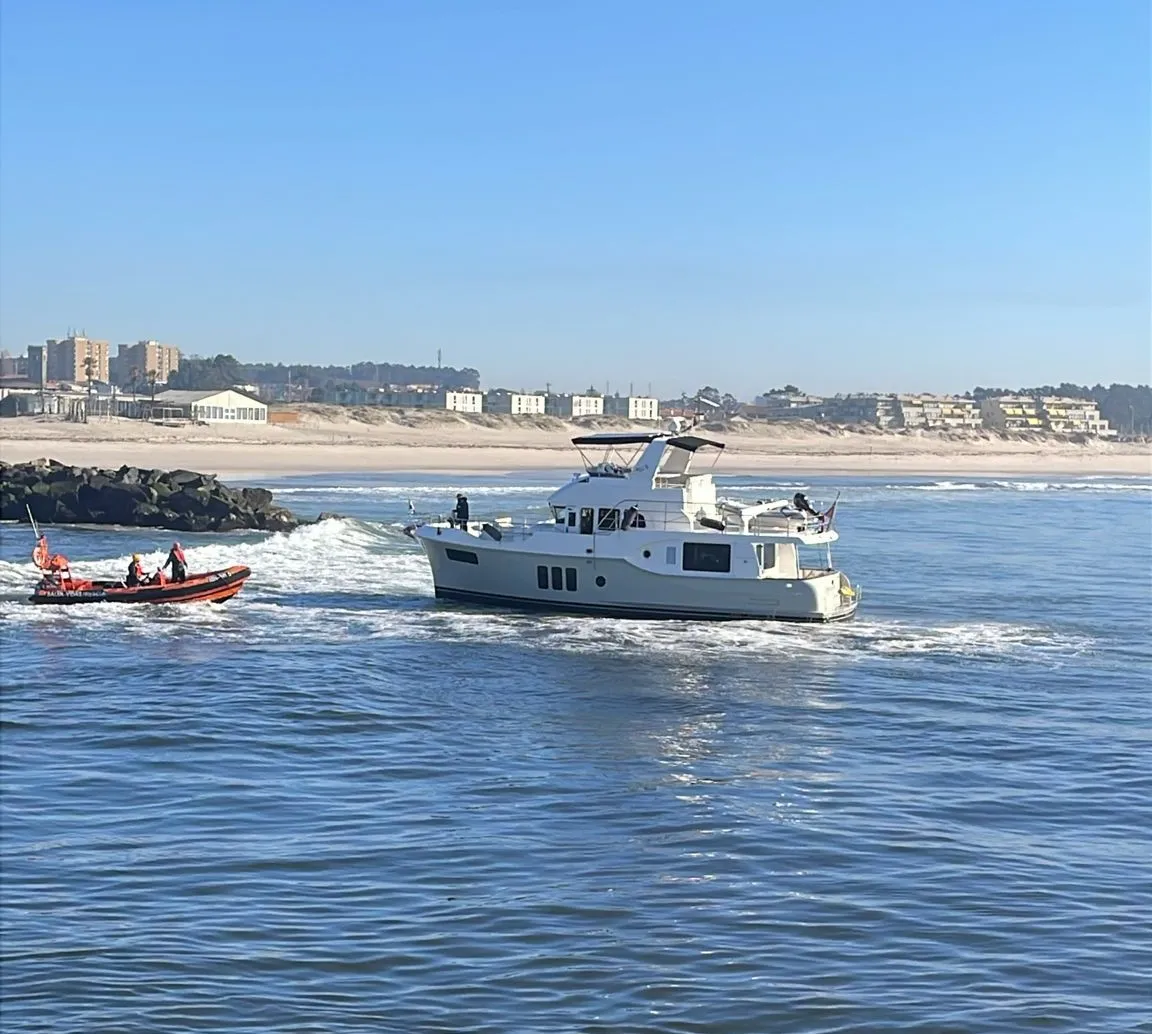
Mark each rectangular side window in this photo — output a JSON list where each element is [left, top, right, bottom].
[[760, 544, 776, 569], [551, 566, 563, 590], [597, 508, 619, 531], [683, 542, 732, 573], [565, 568, 577, 591], [665, 545, 677, 565], [567, 511, 576, 527], [579, 508, 594, 534], [445, 548, 479, 565], [537, 565, 549, 589]]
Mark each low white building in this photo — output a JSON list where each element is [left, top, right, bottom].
[[152, 388, 268, 423], [546, 393, 604, 418], [603, 395, 660, 422], [444, 391, 484, 413], [486, 391, 547, 416]]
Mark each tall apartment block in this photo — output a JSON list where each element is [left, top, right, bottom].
[[116, 340, 181, 384], [45, 336, 110, 384]]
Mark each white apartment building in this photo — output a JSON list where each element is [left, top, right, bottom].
[[821, 394, 902, 428], [486, 391, 547, 416], [898, 394, 983, 429], [603, 395, 660, 422], [545, 394, 604, 418], [445, 391, 484, 413], [979, 396, 1045, 432], [1038, 397, 1115, 437]]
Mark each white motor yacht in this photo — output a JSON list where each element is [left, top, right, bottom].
[[410, 431, 859, 622]]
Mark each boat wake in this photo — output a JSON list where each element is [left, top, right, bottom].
[[0, 515, 1098, 671]]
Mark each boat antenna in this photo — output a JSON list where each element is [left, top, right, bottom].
[[25, 504, 41, 541]]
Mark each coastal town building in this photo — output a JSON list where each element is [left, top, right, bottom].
[[749, 393, 825, 420], [822, 394, 902, 428], [113, 340, 181, 386], [0, 351, 27, 379], [445, 390, 484, 413], [545, 393, 604, 418], [603, 395, 660, 422], [897, 395, 983, 430], [979, 396, 1044, 432], [152, 388, 267, 423], [1038, 397, 1115, 437], [486, 391, 547, 416], [45, 336, 110, 385], [26, 345, 48, 387]]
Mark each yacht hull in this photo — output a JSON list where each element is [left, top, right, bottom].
[[418, 537, 857, 623]]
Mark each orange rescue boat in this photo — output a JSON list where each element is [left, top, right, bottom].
[[26, 527, 250, 606]]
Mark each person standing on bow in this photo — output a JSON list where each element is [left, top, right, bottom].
[[452, 494, 470, 528], [163, 541, 188, 583]]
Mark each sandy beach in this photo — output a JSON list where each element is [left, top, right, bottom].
[[2, 409, 1149, 479]]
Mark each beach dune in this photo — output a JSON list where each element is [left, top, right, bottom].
[[1, 408, 1148, 479]]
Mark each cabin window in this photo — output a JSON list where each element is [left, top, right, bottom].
[[622, 506, 646, 529], [665, 546, 677, 565], [567, 511, 576, 528], [683, 542, 731, 573], [551, 566, 563, 590], [579, 508, 594, 534], [597, 508, 619, 531], [756, 543, 776, 570], [552, 506, 566, 524], [537, 565, 549, 589], [445, 548, 479, 565], [565, 568, 577, 591]]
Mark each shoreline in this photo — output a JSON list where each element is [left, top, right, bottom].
[[2, 436, 1149, 479]]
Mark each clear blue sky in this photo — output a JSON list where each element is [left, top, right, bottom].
[[1, 0, 1148, 397]]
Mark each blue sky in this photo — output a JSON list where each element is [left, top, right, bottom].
[[1, 0, 1148, 396]]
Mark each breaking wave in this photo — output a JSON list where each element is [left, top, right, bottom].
[[895, 479, 1151, 494]]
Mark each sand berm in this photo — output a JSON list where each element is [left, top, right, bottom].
[[0, 406, 1148, 478]]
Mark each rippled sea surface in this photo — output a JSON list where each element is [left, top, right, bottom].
[[2, 472, 1150, 1033]]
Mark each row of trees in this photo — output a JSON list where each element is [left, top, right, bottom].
[[166, 356, 480, 392]]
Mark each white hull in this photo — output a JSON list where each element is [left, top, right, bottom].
[[417, 530, 857, 623]]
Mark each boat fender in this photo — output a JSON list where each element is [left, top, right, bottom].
[[481, 522, 503, 541]]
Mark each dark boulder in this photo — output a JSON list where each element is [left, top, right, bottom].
[[134, 502, 166, 527], [98, 483, 149, 523], [241, 486, 274, 510], [0, 459, 303, 534]]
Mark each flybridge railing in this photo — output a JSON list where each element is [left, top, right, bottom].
[[410, 499, 831, 539]]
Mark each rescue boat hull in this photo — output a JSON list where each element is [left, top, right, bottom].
[[29, 565, 251, 605]]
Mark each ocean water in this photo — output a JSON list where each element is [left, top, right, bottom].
[[1, 472, 1150, 1034]]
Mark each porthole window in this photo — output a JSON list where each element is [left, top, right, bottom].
[[595, 575, 606, 587], [642, 549, 651, 559]]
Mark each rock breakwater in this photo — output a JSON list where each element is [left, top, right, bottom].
[[0, 458, 301, 532]]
